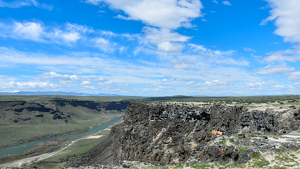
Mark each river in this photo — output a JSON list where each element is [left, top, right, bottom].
[[0, 116, 123, 157]]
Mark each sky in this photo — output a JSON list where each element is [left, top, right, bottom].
[[0, 0, 300, 96]]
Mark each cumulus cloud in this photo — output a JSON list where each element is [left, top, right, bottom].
[[157, 42, 183, 53], [40, 72, 79, 82], [222, 1, 231, 5], [84, 0, 203, 30], [2, 21, 92, 44], [143, 27, 190, 44], [213, 0, 218, 4], [261, 0, 300, 62], [13, 22, 43, 41], [142, 27, 190, 53], [0, 0, 52, 10], [261, 0, 300, 43], [256, 65, 295, 75], [83, 0, 204, 54], [82, 81, 91, 85], [246, 82, 272, 89]]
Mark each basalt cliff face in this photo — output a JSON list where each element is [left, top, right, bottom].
[[0, 99, 129, 125], [68, 102, 300, 167]]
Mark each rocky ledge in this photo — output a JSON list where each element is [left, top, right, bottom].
[[67, 102, 300, 167]]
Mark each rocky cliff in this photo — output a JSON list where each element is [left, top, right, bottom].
[[68, 102, 300, 167], [0, 99, 129, 125]]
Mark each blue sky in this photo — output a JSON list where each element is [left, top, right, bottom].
[[0, 0, 299, 96]]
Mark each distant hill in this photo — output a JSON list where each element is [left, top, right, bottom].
[[0, 91, 121, 96]]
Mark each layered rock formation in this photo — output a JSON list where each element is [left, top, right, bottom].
[[0, 99, 129, 125], [68, 102, 299, 167]]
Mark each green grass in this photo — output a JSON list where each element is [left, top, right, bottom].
[[25, 162, 67, 169], [173, 165, 184, 169], [188, 164, 212, 169], [221, 138, 227, 147], [0, 112, 123, 148], [226, 162, 246, 168], [252, 152, 261, 159], [251, 157, 270, 168]]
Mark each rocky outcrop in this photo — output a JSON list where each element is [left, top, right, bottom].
[[0, 99, 130, 125], [67, 103, 299, 167]]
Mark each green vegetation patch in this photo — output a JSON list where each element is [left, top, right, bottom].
[[188, 163, 212, 169], [251, 157, 270, 168]]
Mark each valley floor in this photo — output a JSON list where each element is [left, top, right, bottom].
[[0, 119, 123, 169]]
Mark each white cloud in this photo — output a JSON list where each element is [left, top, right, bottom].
[[0, 0, 52, 10], [98, 80, 114, 86], [211, 50, 235, 56], [199, 73, 207, 77], [189, 43, 207, 51], [288, 71, 300, 81], [263, 48, 300, 62], [144, 27, 190, 42], [142, 27, 190, 53], [157, 42, 183, 53], [82, 81, 91, 85], [13, 22, 43, 41], [256, 65, 295, 75], [61, 32, 81, 42], [186, 80, 229, 86], [243, 47, 256, 52], [275, 85, 295, 89], [213, 0, 218, 4], [8, 81, 55, 88], [40, 72, 79, 82], [222, 1, 231, 5], [261, 0, 300, 43], [94, 37, 114, 52], [119, 46, 126, 53], [161, 78, 173, 83], [216, 58, 249, 66], [0, 47, 264, 96], [84, 0, 203, 30], [246, 82, 272, 89], [261, 0, 300, 62], [90, 77, 107, 82], [2, 21, 91, 44], [170, 59, 193, 69]]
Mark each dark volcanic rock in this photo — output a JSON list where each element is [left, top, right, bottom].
[[67, 103, 286, 167]]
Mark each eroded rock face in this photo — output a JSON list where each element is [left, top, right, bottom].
[[0, 99, 129, 124], [67, 103, 292, 167]]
